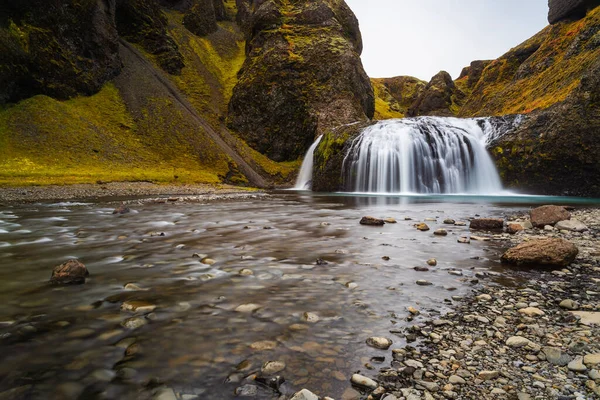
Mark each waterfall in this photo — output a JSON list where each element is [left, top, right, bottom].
[[294, 135, 323, 190], [343, 117, 512, 194]]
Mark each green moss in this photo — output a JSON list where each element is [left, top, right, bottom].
[[461, 7, 600, 117], [0, 83, 223, 186]]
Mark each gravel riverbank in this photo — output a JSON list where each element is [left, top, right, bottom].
[[357, 208, 600, 400], [0, 182, 265, 204]]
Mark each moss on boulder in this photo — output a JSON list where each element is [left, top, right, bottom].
[[226, 0, 374, 162]]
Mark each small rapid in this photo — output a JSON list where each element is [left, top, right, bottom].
[[342, 117, 514, 194]]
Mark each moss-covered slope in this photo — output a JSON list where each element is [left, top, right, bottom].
[[0, 0, 300, 187], [371, 76, 426, 120]]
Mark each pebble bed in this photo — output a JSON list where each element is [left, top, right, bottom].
[[353, 208, 600, 400]]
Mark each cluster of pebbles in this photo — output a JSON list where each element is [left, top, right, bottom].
[[292, 206, 600, 400]]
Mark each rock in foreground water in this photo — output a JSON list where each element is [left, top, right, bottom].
[[360, 216, 385, 226], [50, 259, 89, 285], [469, 218, 504, 230], [501, 238, 578, 267], [530, 205, 570, 227]]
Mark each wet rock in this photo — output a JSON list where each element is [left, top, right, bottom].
[[384, 218, 397, 223], [427, 258, 437, 266], [507, 223, 525, 234], [235, 304, 261, 313], [239, 269, 254, 276], [351, 373, 378, 389], [250, 341, 277, 351], [434, 229, 448, 236], [50, 259, 89, 285], [560, 299, 580, 310], [290, 389, 319, 400], [235, 384, 258, 397], [457, 237, 470, 244], [501, 238, 578, 267], [471, 235, 491, 241], [443, 219, 456, 224], [121, 301, 156, 313], [543, 346, 572, 366], [261, 361, 286, 375], [124, 283, 148, 291], [302, 312, 319, 323], [469, 218, 504, 230], [415, 223, 430, 231], [316, 259, 328, 266], [366, 337, 392, 350], [414, 266, 429, 272], [555, 219, 588, 232], [121, 317, 147, 329], [530, 205, 570, 228], [360, 216, 385, 226], [408, 306, 420, 315], [416, 280, 433, 286], [113, 204, 131, 215], [201, 258, 216, 265]]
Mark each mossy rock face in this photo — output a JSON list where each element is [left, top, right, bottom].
[[0, 0, 121, 104], [183, 0, 228, 36], [311, 121, 373, 192], [548, 0, 598, 24], [227, 0, 374, 162], [408, 71, 465, 117], [371, 76, 426, 120], [116, 0, 184, 74], [490, 56, 600, 197]]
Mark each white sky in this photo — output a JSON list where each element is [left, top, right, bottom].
[[345, 0, 549, 80]]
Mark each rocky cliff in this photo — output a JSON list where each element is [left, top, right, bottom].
[[548, 0, 600, 24], [226, 0, 374, 162]]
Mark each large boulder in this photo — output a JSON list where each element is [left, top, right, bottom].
[[183, 0, 228, 36], [548, 0, 598, 24], [407, 71, 465, 117], [530, 205, 571, 227], [0, 0, 121, 104], [50, 259, 90, 285], [227, 0, 374, 162], [501, 238, 578, 267]]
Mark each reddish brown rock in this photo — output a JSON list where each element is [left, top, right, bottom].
[[507, 223, 525, 234], [360, 216, 385, 226], [530, 205, 571, 228], [50, 259, 89, 285], [469, 218, 504, 231], [113, 204, 131, 215], [501, 238, 578, 268]]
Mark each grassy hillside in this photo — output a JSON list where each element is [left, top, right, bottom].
[[0, 5, 299, 187]]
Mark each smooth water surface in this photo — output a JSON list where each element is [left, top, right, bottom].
[[0, 193, 597, 399]]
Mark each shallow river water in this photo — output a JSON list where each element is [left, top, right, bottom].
[[0, 192, 596, 399]]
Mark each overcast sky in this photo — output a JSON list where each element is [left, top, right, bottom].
[[345, 0, 549, 80]]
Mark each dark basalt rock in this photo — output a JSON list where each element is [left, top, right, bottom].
[[407, 71, 465, 117], [183, 0, 227, 36], [116, 0, 184, 74], [0, 0, 121, 104], [227, 0, 374, 162], [50, 259, 90, 285], [548, 0, 599, 24], [469, 218, 504, 231], [360, 216, 385, 226]]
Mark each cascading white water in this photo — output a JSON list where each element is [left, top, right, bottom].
[[343, 117, 510, 194], [294, 135, 323, 190]]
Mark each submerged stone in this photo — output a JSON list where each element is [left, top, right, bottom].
[[50, 259, 89, 285]]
